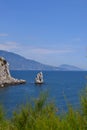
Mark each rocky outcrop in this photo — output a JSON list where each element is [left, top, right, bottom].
[[35, 72, 44, 84], [0, 57, 26, 87]]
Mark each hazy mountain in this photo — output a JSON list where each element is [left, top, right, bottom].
[[0, 50, 83, 71], [58, 64, 82, 71], [0, 50, 58, 70]]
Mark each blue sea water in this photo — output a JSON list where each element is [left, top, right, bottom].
[[0, 71, 87, 117]]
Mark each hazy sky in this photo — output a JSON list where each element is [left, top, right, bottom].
[[0, 0, 87, 69]]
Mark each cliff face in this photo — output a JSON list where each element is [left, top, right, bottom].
[[0, 57, 11, 80], [0, 57, 26, 87]]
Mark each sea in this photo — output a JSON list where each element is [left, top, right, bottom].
[[0, 71, 87, 117]]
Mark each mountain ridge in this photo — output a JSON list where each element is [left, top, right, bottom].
[[0, 50, 83, 71], [58, 64, 83, 71]]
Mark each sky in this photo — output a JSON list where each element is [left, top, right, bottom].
[[0, 0, 87, 69]]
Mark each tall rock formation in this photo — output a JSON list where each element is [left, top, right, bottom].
[[0, 57, 26, 87]]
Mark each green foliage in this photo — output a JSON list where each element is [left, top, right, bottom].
[[0, 88, 87, 130], [81, 87, 87, 116], [80, 87, 87, 129]]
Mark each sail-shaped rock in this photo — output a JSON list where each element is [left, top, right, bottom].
[[35, 72, 44, 84]]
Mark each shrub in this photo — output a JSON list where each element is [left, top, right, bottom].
[[0, 88, 87, 130]]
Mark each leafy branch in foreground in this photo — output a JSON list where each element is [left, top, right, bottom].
[[0, 87, 87, 130]]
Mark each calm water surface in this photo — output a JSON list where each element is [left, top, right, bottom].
[[0, 71, 87, 117]]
